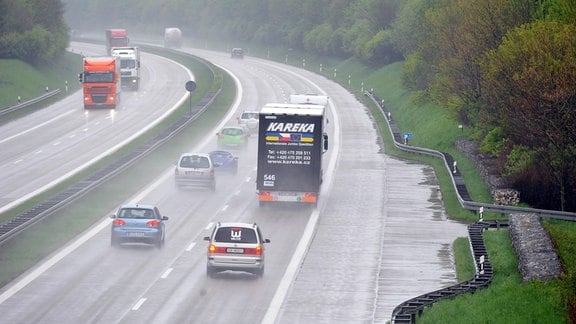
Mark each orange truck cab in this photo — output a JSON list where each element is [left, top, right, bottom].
[[78, 57, 121, 109]]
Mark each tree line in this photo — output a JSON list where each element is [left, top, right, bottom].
[[0, 0, 69, 65], [10, 0, 576, 211]]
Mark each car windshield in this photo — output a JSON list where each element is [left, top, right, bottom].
[[119, 208, 154, 219], [222, 128, 243, 136], [180, 156, 210, 168], [214, 227, 257, 243]]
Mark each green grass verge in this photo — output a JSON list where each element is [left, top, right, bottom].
[[0, 52, 82, 119], [419, 230, 567, 323]]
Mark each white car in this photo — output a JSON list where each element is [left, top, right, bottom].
[[204, 222, 270, 277], [237, 110, 259, 134], [174, 153, 216, 191]]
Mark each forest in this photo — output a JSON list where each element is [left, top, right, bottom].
[[2, 0, 575, 211]]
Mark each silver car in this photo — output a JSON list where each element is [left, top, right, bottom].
[[174, 153, 216, 191], [237, 110, 259, 134], [204, 222, 270, 278]]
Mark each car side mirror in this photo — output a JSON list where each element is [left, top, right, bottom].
[[264, 239, 270, 243], [110, 214, 116, 219], [203, 236, 210, 241], [162, 216, 169, 221]]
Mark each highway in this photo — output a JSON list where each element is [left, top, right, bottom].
[[0, 42, 191, 213], [0, 43, 467, 323]]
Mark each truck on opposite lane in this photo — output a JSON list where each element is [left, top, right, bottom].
[[78, 56, 121, 109], [257, 103, 328, 206]]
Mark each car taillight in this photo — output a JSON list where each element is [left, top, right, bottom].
[[244, 246, 262, 255], [147, 220, 160, 227], [208, 244, 227, 254], [113, 219, 125, 226], [210, 170, 215, 176], [175, 168, 180, 175]]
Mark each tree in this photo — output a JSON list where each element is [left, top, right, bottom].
[[0, 0, 68, 65], [481, 21, 576, 211]]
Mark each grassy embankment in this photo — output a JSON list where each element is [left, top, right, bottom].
[[1, 42, 574, 322], [0, 52, 82, 119]]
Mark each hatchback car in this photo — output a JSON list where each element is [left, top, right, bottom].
[[237, 110, 259, 134], [209, 150, 238, 174], [110, 204, 168, 248], [217, 126, 249, 149], [174, 153, 216, 191], [204, 222, 270, 277]]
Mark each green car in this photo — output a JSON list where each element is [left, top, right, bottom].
[[217, 126, 249, 149]]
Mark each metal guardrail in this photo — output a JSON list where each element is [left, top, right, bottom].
[[362, 91, 576, 323], [364, 91, 576, 220], [0, 89, 62, 117], [0, 51, 221, 245]]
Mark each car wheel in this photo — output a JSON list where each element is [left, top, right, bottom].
[[111, 236, 120, 248], [255, 267, 264, 278], [210, 181, 216, 192], [207, 266, 216, 278]]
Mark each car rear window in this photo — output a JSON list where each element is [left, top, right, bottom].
[[180, 155, 210, 168], [119, 208, 154, 219], [214, 227, 257, 243], [222, 128, 243, 136]]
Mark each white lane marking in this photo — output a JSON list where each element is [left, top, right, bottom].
[[0, 110, 76, 145], [0, 56, 195, 216], [132, 298, 147, 311], [186, 242, 197, 252], [13, 159, 23, 164], [221, 205, 229, 212], [261, 65, 341, 324], [0, 217, 112, 305], [205, 222, 214, 231], [160, 268, 173, 279]]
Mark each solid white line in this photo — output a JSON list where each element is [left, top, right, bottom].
[[160, 268, 173, 279], [132, 298, 147, 311], [0, 110, 76, 145], [205, 222, 214, 231], [0, 54, 195, 216]]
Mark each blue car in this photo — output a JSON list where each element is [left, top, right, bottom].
[[110, 204, 169, 249], [209, 150, 238, 174]]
